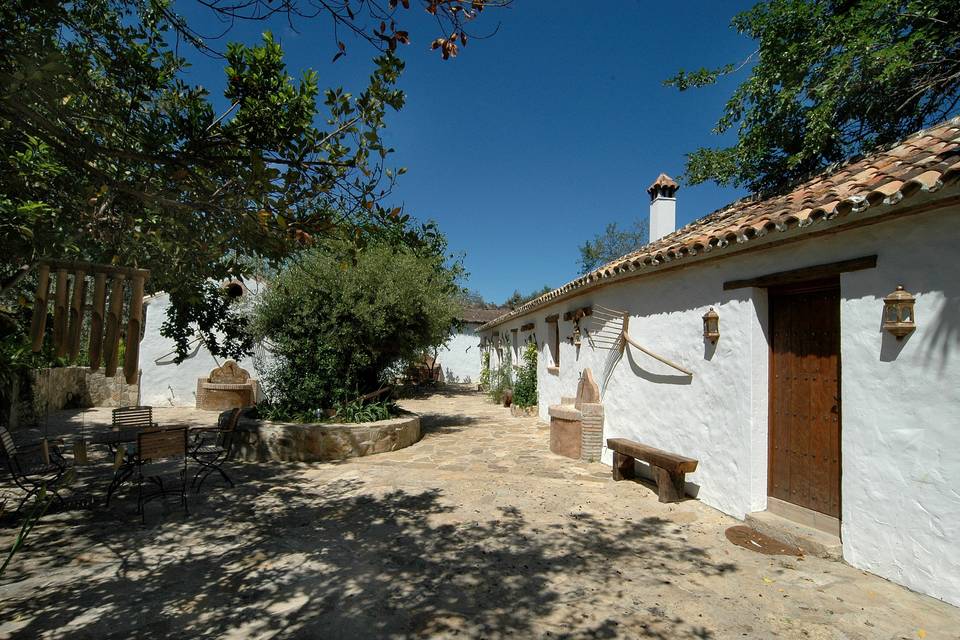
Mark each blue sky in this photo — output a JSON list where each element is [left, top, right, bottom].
[[175, 1, 757, 304]]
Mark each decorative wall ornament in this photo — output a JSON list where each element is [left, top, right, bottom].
[[702, 308, 720, 343], [588, 304, 693, 396], [883, 285, 916, 340]]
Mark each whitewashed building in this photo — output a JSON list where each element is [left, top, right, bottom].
[[478, 118, 960, 606], [139, 279, 268, 407], [435, 308, 506, 384]]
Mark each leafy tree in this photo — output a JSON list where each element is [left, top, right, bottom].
[[0, 0, 507, 362], [459, 289, 494, 308], [667, 0, 960, 194], [577, 221, 647, 274], [251, 238, 462, 420], [504, 285, 553, 309]]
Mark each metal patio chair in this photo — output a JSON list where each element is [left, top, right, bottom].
[[0, 427, 67, 513], [190, 408, 241, 492], [136, 427, 189, 523]]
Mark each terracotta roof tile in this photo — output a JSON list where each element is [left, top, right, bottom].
[[480, 117, 960, 331]]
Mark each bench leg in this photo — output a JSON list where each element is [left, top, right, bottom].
[[653, 466, 686, 502], [612, 451, 634, 481]]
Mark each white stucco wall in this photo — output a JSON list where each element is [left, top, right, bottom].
[[480, 202, 960, 606], [138, 283, 268, 407], [436, 325, 482, 384]]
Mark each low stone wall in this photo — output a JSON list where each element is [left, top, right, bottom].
[[6, 367, 139, 430], [233, 412, 421, 462]]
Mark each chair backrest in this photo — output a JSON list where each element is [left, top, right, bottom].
[[113, 406, 153, 430], [0, 427, 17, 457], [218, 407, 242, 433], [137, 428, 187, 462]]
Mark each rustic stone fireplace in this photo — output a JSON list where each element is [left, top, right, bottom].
[[196, 360, 259, 411]]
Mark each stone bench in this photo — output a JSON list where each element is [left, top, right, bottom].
[[606, 437, 698, 503]]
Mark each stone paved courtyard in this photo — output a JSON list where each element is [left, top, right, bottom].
[[0, 386, 957, 639]]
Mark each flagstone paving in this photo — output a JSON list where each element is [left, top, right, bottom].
[[0, 386, 957, 639]]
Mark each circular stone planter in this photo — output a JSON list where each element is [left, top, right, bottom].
[[233, 410, 421, 462]]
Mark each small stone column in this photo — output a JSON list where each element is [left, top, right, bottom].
[[579, 403, 604, 462]]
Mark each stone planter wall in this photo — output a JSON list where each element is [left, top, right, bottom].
[[233, 411, 421, 462]]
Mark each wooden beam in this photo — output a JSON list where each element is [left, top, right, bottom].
[[52, 269, 70, 358], [67, 267, 87, 362], [544, 314, 559, 323], [103, 275, 126, 377], [520, 322, 534, 331], [39, 259, 149, 279], [29, 264, 50, 352], [123, 273, 146, 384], [723, 255, 877, 291], [88, 273, 107, 371]]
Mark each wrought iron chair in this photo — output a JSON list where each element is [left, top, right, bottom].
[[190, 408, 241, 491], [136, 427, 189, 522], [0, 427, 67, 512]]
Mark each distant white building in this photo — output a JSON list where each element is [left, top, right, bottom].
[[478, 119, 960, 606], [435, 308, 507, 384]]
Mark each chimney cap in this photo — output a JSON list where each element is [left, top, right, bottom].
[[647, 173, 679, 200]]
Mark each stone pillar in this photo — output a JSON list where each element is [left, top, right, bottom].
[[579, 402, 604, 462]]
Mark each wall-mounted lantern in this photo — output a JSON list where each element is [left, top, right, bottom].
[[702, 308, 720, 343], [883, 285, 916, 340], [571, 325, 582, 347]]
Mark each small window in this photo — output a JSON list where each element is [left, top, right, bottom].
[[552, 322, 560, 367], [545, 316, 560, 368]]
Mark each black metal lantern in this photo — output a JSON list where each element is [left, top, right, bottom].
[[883, 285, 916, 340], [702, 308, 720, 343]]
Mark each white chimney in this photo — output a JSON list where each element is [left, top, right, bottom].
[[647, 173, 678, 242]]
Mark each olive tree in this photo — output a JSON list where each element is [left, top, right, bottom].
[[251, 240, 462, 419]]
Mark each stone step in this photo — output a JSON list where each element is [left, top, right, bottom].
[[744, 510, 843, 561]]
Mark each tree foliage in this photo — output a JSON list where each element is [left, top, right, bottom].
[[251, 239, 462, 420], [504, 285, 553, 309], [667, 0, 960, 194], [577, 221, 647, 274], [0, 0, 506, 362]]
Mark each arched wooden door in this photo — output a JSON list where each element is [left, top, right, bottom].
[[768, 279, 841, 519]]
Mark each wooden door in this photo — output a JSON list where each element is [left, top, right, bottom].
[[769, 279, 841, 518]]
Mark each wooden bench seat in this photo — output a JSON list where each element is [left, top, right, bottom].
[[606, 437, 698, 503]]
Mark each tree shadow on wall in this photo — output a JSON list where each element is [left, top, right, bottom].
[[0, 467, 733, 639]]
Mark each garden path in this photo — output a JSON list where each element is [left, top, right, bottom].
[[0, 386, 957, 639]]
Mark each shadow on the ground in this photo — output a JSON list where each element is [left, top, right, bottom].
[[418, 412, 481, 435], [0, 459, 733, 639], [396, 383, 480, 400]]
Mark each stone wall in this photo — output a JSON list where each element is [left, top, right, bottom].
[[6, 367, 139, 430], [233, 412, 421, 462]]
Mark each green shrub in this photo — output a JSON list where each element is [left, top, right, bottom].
[[479, 350, 490, 389], [488, 347, 513, 403], [251, 240, 461, 420], [513, 341, 537, 407]]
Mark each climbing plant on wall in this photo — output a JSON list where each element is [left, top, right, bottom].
[[513, 341, 538, 408]]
